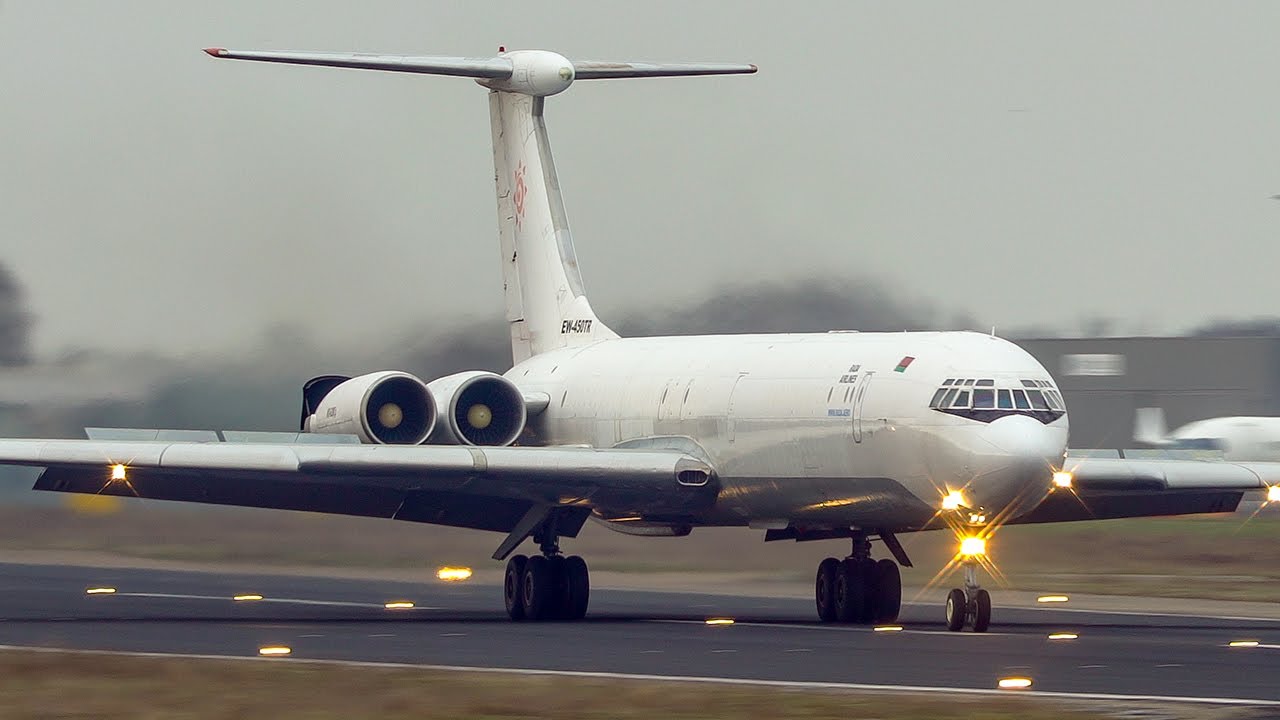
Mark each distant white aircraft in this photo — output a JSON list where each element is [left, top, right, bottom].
[[1136, 407, 1280, 461], [1, 48, 1277, 632]]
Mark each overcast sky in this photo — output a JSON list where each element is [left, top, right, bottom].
[[3, 1, 1279, 357]]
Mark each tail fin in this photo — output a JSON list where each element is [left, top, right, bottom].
[[1134, 407, 1170, 445], [205, 48, 755, 363]]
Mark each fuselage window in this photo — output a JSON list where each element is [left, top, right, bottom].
[[963, 379, 975, 386], [1043, 391, 1061, 411], [943, 378, 955, 386], [930, 388, 948, 408], [1021, 380, 1037, 388], [997, 389, 1013, 409], [975, 379, 994, 387], [951, 390, 971, 409], [1026, 389, 1049, 410], [972, 388, 995, 409], [1012, 389, 1030, 410]]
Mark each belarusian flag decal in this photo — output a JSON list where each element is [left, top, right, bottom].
[[894, 356, 915, 373]]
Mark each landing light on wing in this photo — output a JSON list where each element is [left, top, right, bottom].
[[1268, 486, 1280, 504], [436, 566, 474, 582], [1052, 471, 1073, 489], [942, 491, 966, 511], [110, 464, 127, 481], [959, 537, 986, 557]]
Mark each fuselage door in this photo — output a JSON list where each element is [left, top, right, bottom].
[[853, 371, 873, 443]]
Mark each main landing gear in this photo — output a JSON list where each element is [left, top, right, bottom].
[[503, 528, 590, 622], [944, 554, 991, 633], [814, 534, 902, 625]]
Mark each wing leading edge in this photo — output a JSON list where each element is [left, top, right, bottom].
[[1012, 455, 1278, 525]]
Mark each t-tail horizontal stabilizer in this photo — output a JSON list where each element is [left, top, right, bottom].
[[202, 48, 757, 96]]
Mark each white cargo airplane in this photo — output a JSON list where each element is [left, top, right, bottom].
[[1136, 407, 1280, 462], [1, 48, 1277, 632]]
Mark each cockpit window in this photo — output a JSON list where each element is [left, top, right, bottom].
[[972, 388, 995, 409], [1026, 389, 1049, 410], [927, 377, 1064, 424]]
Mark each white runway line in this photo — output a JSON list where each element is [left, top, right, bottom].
[[107, 592, 436, 611], [0, 645, 1275, 708], [903, 601, 1280, 624], [650, 619, 1015, 637]]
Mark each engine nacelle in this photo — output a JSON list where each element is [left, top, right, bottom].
[[304, 371, 436, 445], [426, 371, 527, 446]]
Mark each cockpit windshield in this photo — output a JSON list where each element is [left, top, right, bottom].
[[929, 377, 1065, 424]]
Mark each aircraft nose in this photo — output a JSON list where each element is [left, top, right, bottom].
[[966, 415, 1067, 516]]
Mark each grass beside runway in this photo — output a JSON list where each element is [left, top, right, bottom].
[[0, 649, 1237, 720], [0, 501, 1275, 602]]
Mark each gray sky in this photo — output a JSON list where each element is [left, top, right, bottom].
[[3, 1, 1279, 357]]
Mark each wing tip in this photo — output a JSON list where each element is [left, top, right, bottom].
[[203, 47, 228, 58]]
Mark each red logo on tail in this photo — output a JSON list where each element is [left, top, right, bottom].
[[513, 162, 528, 229]]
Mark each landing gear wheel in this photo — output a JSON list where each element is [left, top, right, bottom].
[[853, 558, 877, 624], [504, 554, 528, 621], [971, 588, 991, 633], [834, 558, 870, 623], [564, 555, 590, 620], [872, 559, 901, 624], [545, 555, 568, 620], [522, 555, 554, 621], [944, 588, 966, 632], [815, 557, 839, 622]]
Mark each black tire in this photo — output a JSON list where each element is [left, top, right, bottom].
[[545, 555, 568, 620], [853, 558, 877, 624], [815, 557, 839, 622], [834, 558, 869, 623], [522, 555, 553, 621], [972, 588, 991, 633], [872, 559, 901, 624], [944, 588, 967, 632], [504, 554, 528, 621], [564, 555, 590, 620]]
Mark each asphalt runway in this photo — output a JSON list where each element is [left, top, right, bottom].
[[0, 562, 1276, 704]]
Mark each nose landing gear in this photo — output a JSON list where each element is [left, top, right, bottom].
[[944, 554, 991, 632], [815, 532, 904, 625]]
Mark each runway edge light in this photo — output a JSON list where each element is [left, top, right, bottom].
[[998, 677, 1033, 690], [258, 646, 292, 656]]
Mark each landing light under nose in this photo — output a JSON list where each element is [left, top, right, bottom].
[[1053, 471, 1073, 489]]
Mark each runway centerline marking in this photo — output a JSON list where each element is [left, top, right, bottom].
[[0, 645, 1275, 708], [904, 601, 1280, 624]]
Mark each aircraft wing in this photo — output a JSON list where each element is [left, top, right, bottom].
[[1013, 455, 1278, 525], [0, 437, 717, 558]]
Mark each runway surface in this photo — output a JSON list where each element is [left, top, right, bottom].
[[0, 562, 1276, 704]]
